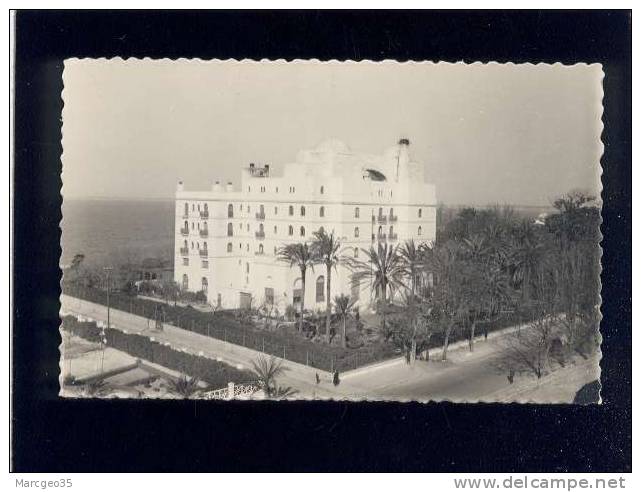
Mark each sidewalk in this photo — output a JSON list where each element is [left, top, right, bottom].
[[61, 295, 361, 399]]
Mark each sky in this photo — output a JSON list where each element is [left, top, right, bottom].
[[62, 60, 603, 206]]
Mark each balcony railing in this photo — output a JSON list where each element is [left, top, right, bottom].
[[200, 210, 209, 219], [179, 247, 189, 255], [199, 249, 208, 257], [255, 212, 266, 220], [388, 233, 398, 241], [389, 214, 398, 223], [255, 231, 265, 239], [199, 230, 209, 238], [377, 215, 388, 224], [180, 227, 189, 236], [182, 213, 189, 219], [377, 233, 387, 241]]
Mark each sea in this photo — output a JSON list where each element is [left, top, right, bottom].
[[61, 199, 175, 268]]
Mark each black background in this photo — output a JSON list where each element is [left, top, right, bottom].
[[12, 10, 632, 472]]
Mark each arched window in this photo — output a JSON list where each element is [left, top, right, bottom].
[[259, 244, 264, 254], [289, 205, 294, 216], [227, 242, 232, 253], [197, 204, 200, 211], [274, 206, 278, 215], [274, 225, 278, 234], [183, 239, 188, 248], [378, 225, 383, 235], [201, 277, 208, 294], [192, 204, 195, 211], [301, 206, 306, 216], [418, 208, 422, 218], [228, 204, 233, 218], [320, 185, 324, 194], [182, 274, 188, 290], [183, 220, 188, 230], [259, 204, 264, 215], [389, 226, 394, 236], [418, 226, 422, 236], [184, 203, 188, 216], [378, 207, 383, 217], [354, 247, 359, 258], [203, 241, 208, 250], [354, 207, 360, 218], [227, 223, 233, 236], [288, 225, 293, 236], [259, 223, 264, 234], [389, 207, 394, 217], [354, 227, 360, 238], [316, 275, 325, 302], [204, 203, 208, 213], [300, 226, 306, 237], [319, 206, 325, 217], [246, 262, 250, 274]]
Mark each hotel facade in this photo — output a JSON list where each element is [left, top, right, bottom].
[[174, 139, 436, 311]]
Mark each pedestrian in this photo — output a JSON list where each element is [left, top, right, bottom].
[[333, 370, 340, 387], [315, 372, 320, 385]]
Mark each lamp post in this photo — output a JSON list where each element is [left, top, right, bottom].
[[101, 267, 113, 374], [103, 267, 113, 330]]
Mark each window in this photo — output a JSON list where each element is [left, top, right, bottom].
[[354, 207, 360, 218], [192, 222, 195, 229], [248, 186, 251, 192], [354, 247, 359, 258], [275, 187, 279, 193], [246, 262, 250, 274], [182, 258, 189, 266], [320, 185, 324, 194], [273, 246, 277, 255], [184, 203, 189, 216], [182, 274, 188, 290], [192, 204, 195, 211], [288, 225, 293, 236], [217, 293, 222, 308], [183, 220, 188, 230], [316, 276, 325, 302], [227, 223, 233, 236], [265, 287, 274, 305], [201, 277, 208, 294], [418, 226, 422, 236], [246, 224, 250, 232], [258, 244, 264, 254], [300, 226, 305, 237], [378, 207, 383, 217], [246, 244, 249, 252], [203, 241, 208, 250], [389, 226, 394, 236], [389, 207, 394, 217], [202, 260, 209, 269], [319, 206, 325, 217], [378, 226, 383, 235], [418, 208, 422, 218], [191, 241, 194, 249], [259, 204, 265, 216], [354, 227, 360, 238], [274, 206, 278, 215], [227, 242, 233, 253], [301, 206, 306, 216], [289, 205, 294, 216], [248, 205, 251, 213], [228, 204, 234, 218], [197, 204, 200, 211], [274, 225, 278, 234]]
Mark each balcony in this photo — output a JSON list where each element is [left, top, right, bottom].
[[255, 211, 266, 221], [199, 229, 209, 238], [180, 227, 189, 236], [200, 210, 209, 219], [179, 247, 189, 256], [255, 231, 265, 240], [377, 233, 387, 242], [377, 215, 388, 225], [389, 214, 398, 223], [388, 233, 398, 241], [199, 249, 208, 257]]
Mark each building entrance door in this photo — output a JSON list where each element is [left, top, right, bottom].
[[239, 292, 252, 310]]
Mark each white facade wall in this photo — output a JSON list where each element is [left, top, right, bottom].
[[174, 139, 437, 311]]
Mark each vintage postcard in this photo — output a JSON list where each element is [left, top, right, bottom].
[[59, 59, 603, 402]]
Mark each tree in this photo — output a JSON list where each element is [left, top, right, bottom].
[[398, 239, 423, 296], [333, 294, 356, 349], [169, 373, 202, 398], [251, 355, 297, 399], [311, 229, 342, 343], [347, 242, 405, 337], [277, 243, 314, 333]]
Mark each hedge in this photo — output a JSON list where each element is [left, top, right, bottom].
[[61, 315, 253, 387]]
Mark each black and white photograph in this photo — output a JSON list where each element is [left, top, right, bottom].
[[58, 59, 603, 403]]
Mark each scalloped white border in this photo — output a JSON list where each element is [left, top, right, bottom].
[[59, 58, 604, 404]]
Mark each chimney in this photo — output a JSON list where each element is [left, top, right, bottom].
[[177, 180, 184, 192], [226, 182, 234, 192], [212, 180, 222, 192]]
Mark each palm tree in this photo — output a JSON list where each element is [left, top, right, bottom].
[[333, 294, 356, 348], [398, 239, 423, 296], [311, 230, 342, 343], [169, 373, 202, 398], [251, 355, 296, 399], [277, 243, 314, 332], [348, 242, 405, 335], [510, 220, 546, 304]]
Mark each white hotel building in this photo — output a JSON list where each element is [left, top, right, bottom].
[[174, 139, 436, 311]]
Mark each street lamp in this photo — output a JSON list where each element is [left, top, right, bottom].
[[101, 267, 113, 374], [103, 267, 113, 330]]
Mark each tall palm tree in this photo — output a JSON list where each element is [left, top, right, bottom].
[[510, 220, 545, 303], [277, 242, 314, 332], [398, 239, 423, 296], [349, 242, 405, 334], [333, 294, 356, 349], [311, 229, 342, 343]]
